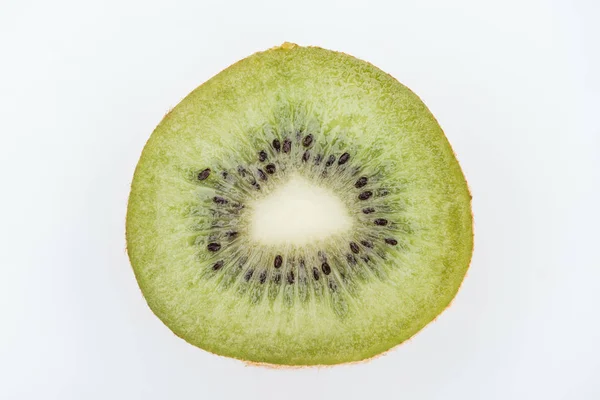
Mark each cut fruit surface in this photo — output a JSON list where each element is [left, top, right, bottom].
[[126, 43, 473, 366]]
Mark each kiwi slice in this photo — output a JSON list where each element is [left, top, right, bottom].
[[126, 43, 473, 366]]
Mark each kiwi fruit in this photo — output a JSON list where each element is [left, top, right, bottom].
[[126, 42, 473, 366]]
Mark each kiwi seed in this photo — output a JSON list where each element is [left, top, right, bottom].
[[355, 177, 368, 188], [258, 150, 267, 162], [358, 191, 373, 200], [198, 168, 211, 181], [265, 164, 276, 174]]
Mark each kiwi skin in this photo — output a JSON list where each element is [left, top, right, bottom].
[[126, 43, 473, 366]]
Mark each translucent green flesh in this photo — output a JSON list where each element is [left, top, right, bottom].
[[126, 44, 473, 365]]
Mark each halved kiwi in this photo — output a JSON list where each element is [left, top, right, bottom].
[[126, 43, 473, 366]]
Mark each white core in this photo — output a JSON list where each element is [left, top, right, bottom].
[[249, 175, 353, 246]]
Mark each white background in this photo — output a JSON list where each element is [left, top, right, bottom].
[[1, 1, 599, 399]]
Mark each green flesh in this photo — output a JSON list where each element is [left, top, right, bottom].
[[126, 44, 473, 365]]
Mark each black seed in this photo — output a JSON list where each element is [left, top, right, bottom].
[[374, 218, 388, 226], [207, 242, 221, 252], [259, 271, 267, 284], [274, 255, 283, 269], [244, 269, 254, 281], [346, 254, 357, 265], [252, 182, 261, 190], [361, 240, 373, 248], [377, 188, 389, 197], [328, 280, 337, 292], [302, 134, 313, 147], [221, 171, 228, 179], [198, 168, 211, 181], [312, 267, 320, 280], [237, 166, 247, 177], [362, 207, 375, 214], [274, 273, 281, 284], [314, 154, 322, 165], [212, 260, 224, 271], [258, 150, 267, 162], [358, 191, 373, 200], [265, 164, 276, 174], [257, 169, 267, 181], [272, 139, 281, 152], [225, 231, 238, 239], [213, 196, 228, 205], [355, 177, 368, 188], [233, 203, 244, 210], [282, 138, 291, 153], [287, 271, 295, 284], [361, 255, 371, 263], [385, 238, 398, 245], [338, 152, 350, 165], [302, 150, 310, 162], [321, 262, 331, 275], [325, 155, 336, 167], [350, 242, 360, 254]]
